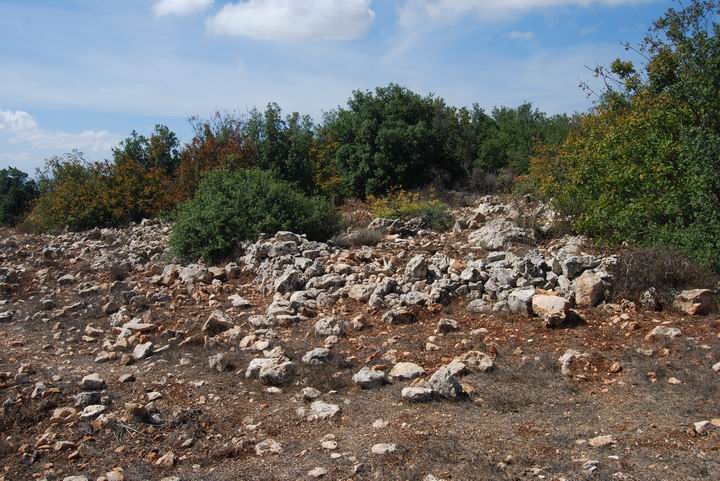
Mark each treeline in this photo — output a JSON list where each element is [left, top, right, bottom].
[[1, 85, 571, 234], [2, 0, 717, 269]]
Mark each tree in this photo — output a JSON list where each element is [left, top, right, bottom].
[[112, 124, 180, 174], [525, 0, 720, 269], [0, 167, 38, 226]]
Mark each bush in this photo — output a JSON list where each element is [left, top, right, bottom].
[[609, 246, 718, 305], [170, 168, 341, 261], [368, 189, 454, 231], [0, 167, 38, 226], [24, 151, 175, 233], [522, 1, 720, 270]]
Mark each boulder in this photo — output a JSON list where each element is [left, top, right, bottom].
[[405, 255, 428, 280], [532, 294, 571, 327], [468, 218, 534, 250], [258, 361, 296, 386], [507, 287, 535, 315], [574, 271, 604, 307], [674, 289, 715, 315], [314, 317, 347, 337]]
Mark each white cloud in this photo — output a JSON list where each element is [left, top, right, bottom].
[[399, 0, 650, 26], [206, 0, 375, 41], [509, 30, 534, 40], [0, 109, 121, 154], [0, 109, 38, 131], [153, 0, 213, 17]]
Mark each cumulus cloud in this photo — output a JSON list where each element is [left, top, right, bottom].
[[153, 0, 213, 17], [0, 109, 38, 131], [0, 109, 121, 153], [206, 0, 375, 41], [399, 0, 649, 26]]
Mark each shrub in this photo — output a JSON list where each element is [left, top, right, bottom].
[[170, 168, 341, 261], [0, 167, 38, 226], [368, 189, 454, 231], [609, 246, 718, 306], [522, 1, 720, 270], [24, 151, 174, 233]]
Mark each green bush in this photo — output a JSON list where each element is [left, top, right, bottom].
[[170, 168, 341, 261], [523, 0, 720, 270], [0, 167, 38, 226]]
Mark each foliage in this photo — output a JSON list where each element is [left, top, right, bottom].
[[523, 0, 720, 269], [368, 189, 454, 231], [0, 167, 38, 226], [170, 168, 341, 261], [24, 150, 175, 233], [328, 84, 469, 197], [113, 124, 180, 174]]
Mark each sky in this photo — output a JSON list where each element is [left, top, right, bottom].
[[0, 0, 674, 172]]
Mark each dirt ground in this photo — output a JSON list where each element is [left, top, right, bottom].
[[1, 226, 719, 481]]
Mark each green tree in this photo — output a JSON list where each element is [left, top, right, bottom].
[[0, 167, 38, 226], [525, 0, 720, 269], [112, 124, 180, 174]]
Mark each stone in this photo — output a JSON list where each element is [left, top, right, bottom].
[[308, 467, 327, 478], [132, 341, 153, 361], [255, 439, 282, 456], [314, 317, 347, 337], [274, 269, 304, 294], [307, 400, 341, 421], [507, 287, 535, 314], [401, 387, 434, 403], [352, 367, 386, 389], [532, 294, 571, 327], [405, 255, 428, 280], [674, 289, 715, 315], [574, 271, 604, 307], [452, 351, 494, 373], [302, 347, 332, 364], [694, 420, 714, 435], [639, 288, 662, 311], [258, 361, 296, 386], [429, 366, 465, 400], [436, 318, 459, 333], [645, 326, 682, 341], [588, 435, 617, 448], [713, 361, 720, 373], [466, 299, 492, 314], [468, 218, 534, 250], [80, 373, 105, 391], [302, 387, 321, 401], [179, 264, 211, 284], [202, 310, 234, 335], [382, 308, 417, 325], [389, 362, 425, 381], [80, 404, 106, 420], [228, 294, 252, 308], [155, 451, 175, 467], [371, 443, 397, 455], [63, 477, 89, 481], [208, 353, 229, 372], [50, 407, 79, 425]]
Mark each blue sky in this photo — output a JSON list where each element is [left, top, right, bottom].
[[0, 0, 673, 172]]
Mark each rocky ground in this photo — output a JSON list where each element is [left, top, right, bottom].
[[1, 196, 719, 481]]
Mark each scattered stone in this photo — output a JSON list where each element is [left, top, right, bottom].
[[574, 271, 604, 307], [371, 443, 397, 455], [588, 435, 617, 448], [436, 318, 459, 334], [208, 353, 229, 372], [132, 341, 153, 361], [389, 362, 425, 381], [382, 308, 417, 325], [645, 326, 682, 341], [80, 373, 106, 391], [255, 439, 282, 456], [352, 367, 387, 389], [401, 387, 434, 403], [429, 366, 465, 400]]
